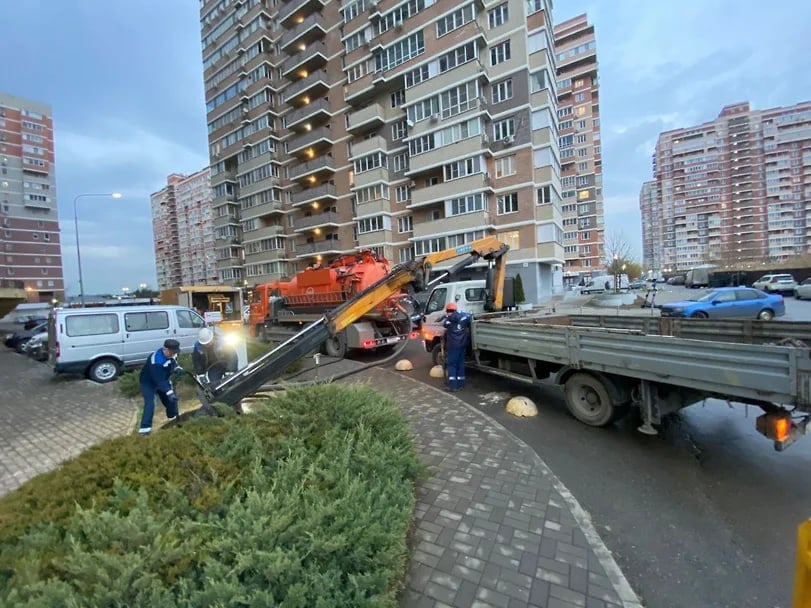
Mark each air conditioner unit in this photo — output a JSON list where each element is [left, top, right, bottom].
[[482, 135, 489, 144], [429, 114, 439, 123], [394, 23, 404, 31], [406, 119, 415, 128], [502, 135, 515, 145]]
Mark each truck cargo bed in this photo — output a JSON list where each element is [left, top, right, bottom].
[[471, 315, 811, 410]]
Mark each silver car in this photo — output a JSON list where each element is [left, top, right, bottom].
[[752, 273, 797, 294], [794, 278, 811, 300]]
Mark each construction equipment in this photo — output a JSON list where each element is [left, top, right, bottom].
[[198, 237, 510, 407], [248, 250, 412, 357]]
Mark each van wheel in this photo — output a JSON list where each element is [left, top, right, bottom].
[[563, 372, 627, 427], [88, 358, 120, 383]]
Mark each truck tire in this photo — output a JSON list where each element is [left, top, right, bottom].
[[322, 332, 347, 358], [563, 372, 626, 427], [431, 342, 445, 367], [87, 358, 121, 383]]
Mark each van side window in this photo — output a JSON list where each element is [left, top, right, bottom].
[[125, 311, 170, 332], [465, 288, 485, 302], [176, 310, 206, 329], [65, 314, 119, 337]]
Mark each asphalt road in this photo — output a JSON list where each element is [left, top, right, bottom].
[[394, 310, 811, 608]]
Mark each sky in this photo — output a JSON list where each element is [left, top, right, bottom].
[[1, 1, 810, 294]]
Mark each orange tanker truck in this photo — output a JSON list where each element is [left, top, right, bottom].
[[248, 250, 415, 358]]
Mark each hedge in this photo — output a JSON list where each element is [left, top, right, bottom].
[[0, 384, 422, 607]]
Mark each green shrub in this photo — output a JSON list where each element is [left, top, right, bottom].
[[0, 384, 421, 607]]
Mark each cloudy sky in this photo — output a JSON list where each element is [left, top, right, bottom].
[[2, 1, 810, 294]]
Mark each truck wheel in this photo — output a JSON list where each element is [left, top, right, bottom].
[[563, 372, 625, 427], [87, 358, 120, 383], [431, 342, 445, 367], [323, 333, 347, 358]]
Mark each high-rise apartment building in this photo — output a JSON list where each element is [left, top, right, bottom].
[[553, 14, 603, 286], [639, 180, 660, 272], [0, 92, 64, 302], [150, 169, 217, 290], [642, 101, 811, 271], [200, 0, 565, 301]]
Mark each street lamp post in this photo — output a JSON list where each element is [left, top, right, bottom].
[[73, 193, 122, 306]]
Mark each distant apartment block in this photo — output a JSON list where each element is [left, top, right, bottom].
[[639, 180, 660, 271], [553, 14, 603, 286], [0, 92, 64, 302], [200, 0, 566, 301], [642, 101, 811, 271], [150, 169, 217, 290]]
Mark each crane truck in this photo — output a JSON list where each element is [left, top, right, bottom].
[[247, 250, 415, 358], [195, 236, 810, 451]]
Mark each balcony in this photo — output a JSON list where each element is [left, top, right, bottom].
[[409, 173, 493, 208], [288, 154, 337, 181], [283, 68, 329, 103], [349, 135, 387, 159], [406, 59, 490, 104], [288, 125, 334, 154], [352, 166, 389, 188], [412, 210, 492, 239], [296, 239, 345, 256], [294, 211, 340, 232], [354, 196, 389, 216], [243, 225, 285, 242], [285, 97, 331, 129], [279, 13, 326, 51], [358, 230, 393, 249], [347, 102, 386, 133], [407, 136, 489, 176], [282, 40, 327, 77], [344, 73, 376, 105], [290, 182, 337, 206], [245, 248, 288, 262], [278, 0, 325, 26], [240, 200, 284, 221]]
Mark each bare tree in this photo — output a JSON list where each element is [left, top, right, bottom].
[[604, 230, 636, 275]]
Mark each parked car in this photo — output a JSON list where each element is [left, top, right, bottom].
[[659, 287, 784, 320], [22, 316, 48, 330], [24, 329, 49, 361], [666, 275, 686, 285], [752, 273, 797, 294], [628, 279, 650, 290], [4, 321, 47, 351], [794, 278, 811, 300]]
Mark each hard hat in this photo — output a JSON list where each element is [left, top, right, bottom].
[[198, 327, 214, 345], [445, 302, 457, 312]]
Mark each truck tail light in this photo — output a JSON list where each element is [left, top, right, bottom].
[[409, 331, 420, 340], [757, 412, 802, 451]]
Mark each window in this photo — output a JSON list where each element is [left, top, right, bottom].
[[392, 152, 409, 172], [488, 3, 508, 28], [530, 70, 548, 93], [490, 40, 511, 65], [176, 310, 206, 329], [576, 134, 587, 143], [577, 148, 588, 157], [443, 156, 481, 180], [375, 32, 425, 72], [578, 161, 589, 171], [396, 184, 411, 202], [390, 89, 406, 107], [492, 79, 513, 104], [495, 155, 515, 178], [537, 185, 553, 204], [398, 215, 413, 233], [409, 134, 435, 155], [125, 311, 170, 332], [391, 120, 408, 140], [354, 152, 386, 173], [438, 42, 476, 73], [436, 3, 474, 37], [493, 118, 515, 140], [66, 314, 120, 337], [497, 192, 518, 214], [404, 64, 430, 87], [357, 216, 384, 233], [449, 193, 485, 215], [574, 92, 586, 102]]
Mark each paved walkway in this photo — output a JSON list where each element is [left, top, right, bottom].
[[0, 347, 641, 607]]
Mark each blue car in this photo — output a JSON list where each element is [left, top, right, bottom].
[[659, 287, 785, 320]]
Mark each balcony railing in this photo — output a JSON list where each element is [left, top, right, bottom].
[[279, 13, 326, 50], [290, 182, 337, 205], [285, 97, 331, 128], [283, 68, 328, 103], [287, 125, 333, 154], [295, 211, 340, 231], [288, 154, 337, 180], [346, 102, 385, 133], [278, 0, 325, 24], [296, 239, 344, 255], [242, 225, 285, 242], [281, 40, 327, 76]]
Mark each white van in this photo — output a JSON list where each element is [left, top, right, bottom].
[[48, 305, 207, 383]]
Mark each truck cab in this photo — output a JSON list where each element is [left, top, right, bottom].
[[420, 280, 488, 364]]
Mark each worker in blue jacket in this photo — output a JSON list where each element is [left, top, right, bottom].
[[138, 338, 183, 435], [442, 302, 472, 392]]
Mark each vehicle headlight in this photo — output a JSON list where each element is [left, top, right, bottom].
[[222, 332, 242, 347]]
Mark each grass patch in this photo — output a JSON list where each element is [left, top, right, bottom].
[[0, 384, 422, 607]]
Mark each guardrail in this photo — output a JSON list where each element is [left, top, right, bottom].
[[795, 520, 811, 607]]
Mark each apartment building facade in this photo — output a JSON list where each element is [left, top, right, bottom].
[[150, 169, 217, 290], [553, 14, 603, 286], [642, 101, 811, 271], [200, 0, 565, 301], [0, 92, 64, 302]]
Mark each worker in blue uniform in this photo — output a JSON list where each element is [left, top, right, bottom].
[[138, 338, 183, 435], [442, 302, 472, 392]]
